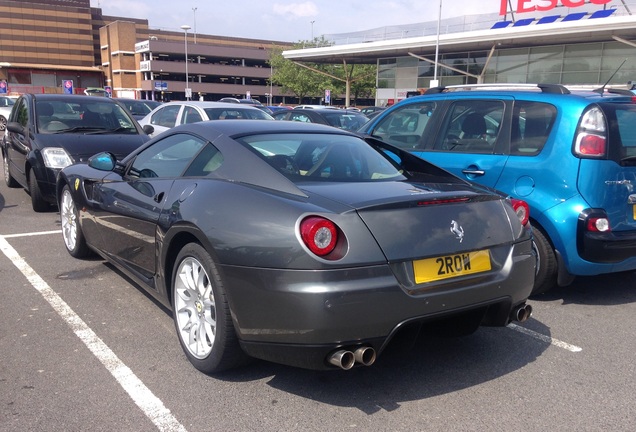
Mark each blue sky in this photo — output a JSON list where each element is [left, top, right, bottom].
[[92, 0, 503, 42]]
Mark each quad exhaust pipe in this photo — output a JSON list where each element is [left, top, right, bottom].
[[511, 303, 533, 322], [328, 346, 376, 370]]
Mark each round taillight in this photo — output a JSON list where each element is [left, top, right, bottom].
[[300, 217, 338, 256], [587, 217, 610, 232], [510, 198, 530, 226]]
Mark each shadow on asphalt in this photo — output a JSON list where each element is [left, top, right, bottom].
[[531, 271, 636, 306], [216, 320, 550, 413]]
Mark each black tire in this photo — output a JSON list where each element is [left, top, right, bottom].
[[0, 115, 6, 132], [29, 168, 49, 212], [531, 226, 557, 295], [172, 243, 247, 374], [59, 185, 91, 258], [3, 150, 19, 188]]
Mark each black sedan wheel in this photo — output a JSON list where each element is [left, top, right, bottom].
[[0, 115, 6, 132], [29, 168, 49, 212], [172, 243, 246, 374], [3, 151, 18, 188], [60, 185, 91, 258]]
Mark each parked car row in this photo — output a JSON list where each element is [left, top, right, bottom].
[[5, 83, 636, 376]]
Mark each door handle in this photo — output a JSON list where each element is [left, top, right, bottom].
[[462, 169, 485, 176]]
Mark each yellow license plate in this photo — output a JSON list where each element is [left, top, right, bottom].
[[633, 205, 636, 220], [413, 250, 492, 284]]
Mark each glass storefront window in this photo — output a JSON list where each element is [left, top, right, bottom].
[[528, 46, 563, 76], [563, 44, 602, 72], [562, 71, 601, 85]]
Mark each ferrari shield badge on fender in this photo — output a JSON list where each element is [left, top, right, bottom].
[[450, 220, 464, 243], [74, 178, 80, 191]]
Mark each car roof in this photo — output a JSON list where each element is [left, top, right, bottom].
[[292, 108, 364, 114], [414, 84, 635, 103], [179, 118, 355, 137], [157, 101, 262, 110], [28, 94, 121, 104], [115, 98, 160, 103]]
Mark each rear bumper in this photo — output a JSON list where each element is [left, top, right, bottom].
[[222, 239, 535, 370], [577, 208, 636, 263], [578, 229, 636, 263]]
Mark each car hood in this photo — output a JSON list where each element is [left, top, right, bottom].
[[34, 133, 149, 162], [300, 181, 516, 260]]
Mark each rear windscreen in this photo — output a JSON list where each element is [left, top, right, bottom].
[[602, 103, 636, 165]]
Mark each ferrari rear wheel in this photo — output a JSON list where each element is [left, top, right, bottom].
[[172, 243, 247, 374], [60, 185, 91, 258]]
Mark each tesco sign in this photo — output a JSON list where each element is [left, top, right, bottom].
[[500, 0, 613, 15]]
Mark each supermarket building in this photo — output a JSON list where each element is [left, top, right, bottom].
[[284, 0, 636, 106]]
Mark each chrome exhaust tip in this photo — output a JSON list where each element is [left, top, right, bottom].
[[513, 304, 533, 322], [328, 350, 355, 370], [353, 346, 376, 366]]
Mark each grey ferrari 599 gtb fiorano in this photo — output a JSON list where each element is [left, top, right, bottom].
[[56, 120, 535, 373]]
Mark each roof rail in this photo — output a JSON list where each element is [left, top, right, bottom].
[[604, 88, 634, 96], [424, 83, 570, 95]]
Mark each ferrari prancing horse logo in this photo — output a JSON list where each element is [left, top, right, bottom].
[[74, 178, 80, 191], [450, 220, 465, 243]]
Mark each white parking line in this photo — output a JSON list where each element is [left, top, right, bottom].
[[2, 229, 61, 238], [0, 235, 188, 432], [509, 323, 583, 352]]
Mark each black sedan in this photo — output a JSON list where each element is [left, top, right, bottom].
[[115, 98, 161, 120], [2, 94, 152, 211], [272, 108, 370, 131], [56, 120, 535, 373]]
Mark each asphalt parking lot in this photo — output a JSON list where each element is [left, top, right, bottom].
[[1, 166, 635, 431]]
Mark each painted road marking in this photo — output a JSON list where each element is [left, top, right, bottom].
[[0, 235, 188, 432], [509, 323, 583, 352]]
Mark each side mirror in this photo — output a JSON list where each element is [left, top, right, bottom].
[[7, 122, 26, 135], [88, 152, 116, 171], [142, 124, 154, 135]]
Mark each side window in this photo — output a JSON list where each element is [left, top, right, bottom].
[[290, 113, 311, 122], [11, 98, 29, 127], [150, 105, 180, 128], [435, 100, 504, 154], [182, 106, 203, 124], [183, 143, 224, 176], [510, 101, 556, 156], [128, 133, 206, 178], [370, 101, 437, 149]]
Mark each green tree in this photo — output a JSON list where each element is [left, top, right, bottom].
[[269, 39, 377, 106]]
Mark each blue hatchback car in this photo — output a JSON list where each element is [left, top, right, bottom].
[[359, 84, 636, 294]]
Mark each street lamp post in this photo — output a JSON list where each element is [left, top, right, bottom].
[[192, 8, 198, 44], [310, 20, 315, 42], [159, 69, 163, 102], [433, 0, 442, 86], [181, 24, 191, 100]]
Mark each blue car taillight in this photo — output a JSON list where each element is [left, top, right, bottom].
[[574, 106, 607, 158]]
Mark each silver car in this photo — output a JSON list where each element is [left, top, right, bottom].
[[138, 101, 273, 137]]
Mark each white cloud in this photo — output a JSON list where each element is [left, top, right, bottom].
[[272, 2, 319, 18]]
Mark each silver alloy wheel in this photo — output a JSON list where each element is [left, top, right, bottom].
[[174, 257, 217, 359], [60, 188, 78, 252], [0, 116, 6, 131]]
